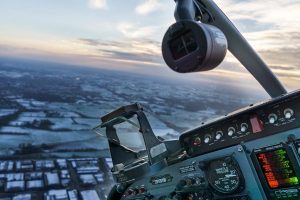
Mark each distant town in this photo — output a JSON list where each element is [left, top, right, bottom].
[[0, 157, 113, 200]]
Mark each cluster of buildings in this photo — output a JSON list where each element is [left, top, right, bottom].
[[0, 157, 113, 200]]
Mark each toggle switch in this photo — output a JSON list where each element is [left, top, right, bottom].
[[250, 115, 264, 133]]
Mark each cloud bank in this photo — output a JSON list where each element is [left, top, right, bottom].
[[135, 0, 163, 15], [117, 23, 158, 39], [88, 0, 107, 9]]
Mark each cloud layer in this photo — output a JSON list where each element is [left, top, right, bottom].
[[135, 0, 163, 15], [78, 38, 162, 65], [214, 0, 300, 88], [88, 0, 107, 9], [0, 0, 299, 91], [117, 23, 158, 39]]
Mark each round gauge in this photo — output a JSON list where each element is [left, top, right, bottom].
[[206, 158, 243, 194]]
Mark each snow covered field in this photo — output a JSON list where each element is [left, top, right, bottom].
[[0, 58, 267, 158]]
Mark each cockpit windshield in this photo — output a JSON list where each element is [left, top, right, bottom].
[[0, 0, 299, 199]]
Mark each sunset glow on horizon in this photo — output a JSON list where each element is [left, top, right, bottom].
[[1, 0, 300, 91]]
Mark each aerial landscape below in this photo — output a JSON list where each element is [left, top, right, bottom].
[[0, 57, 267, 199]]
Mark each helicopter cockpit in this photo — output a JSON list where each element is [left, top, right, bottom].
[[98, 0, 300, 200]]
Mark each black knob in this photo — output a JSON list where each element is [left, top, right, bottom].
[[186, 177, 196, 186], [169, 192, 176, 198], [158, 196, 167, 200], [176, 179, 186, 190]]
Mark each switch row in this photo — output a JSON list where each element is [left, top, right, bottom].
[[124, 186, 146, 197], [202, 124, 249, 144], [268, 108, 294, 124]]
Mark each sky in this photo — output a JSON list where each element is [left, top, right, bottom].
[[0, 0, 300, 93]]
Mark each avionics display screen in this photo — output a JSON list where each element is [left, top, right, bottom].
[[169, 31, 197, 60], [256, 148, 299, 189]]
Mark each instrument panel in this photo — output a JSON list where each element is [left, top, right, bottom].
[[119, 90, 300, 200], [121, 147, 252, 200], [180, 90, 300, 158], [251, 143, 300, 199]]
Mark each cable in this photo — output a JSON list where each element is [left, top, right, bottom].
[[193, 0, 203, 20], [194, 0, 214, 22]]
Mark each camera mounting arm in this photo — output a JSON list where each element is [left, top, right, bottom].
[[174, 0, 287, 98]]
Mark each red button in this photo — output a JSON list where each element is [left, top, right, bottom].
[[139, 187, 146, 193], [250, 115, 264, 133]]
